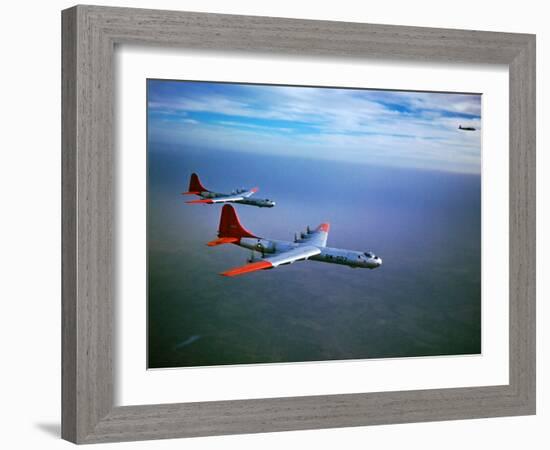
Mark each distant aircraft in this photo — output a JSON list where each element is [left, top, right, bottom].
[[182, 173, 275, 208], [208, 205, 382, 276], [458, 125, 477, 131]]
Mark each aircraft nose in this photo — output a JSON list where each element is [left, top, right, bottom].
[[376, 257, 383, 267]]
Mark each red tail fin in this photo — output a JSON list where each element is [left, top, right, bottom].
[[218, 205, 256, 239], [184, 173, 209, 194]]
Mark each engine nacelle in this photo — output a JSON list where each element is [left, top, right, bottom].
[[254, 239, 275, 254]]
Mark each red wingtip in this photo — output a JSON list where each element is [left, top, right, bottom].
[[186, 199, 214, 204], [250, 187, 259, 193], [207, 237, 239, 247], [218, 205, 257, 239], [318, 223, 330, 232], [221, 261, 273, 277]]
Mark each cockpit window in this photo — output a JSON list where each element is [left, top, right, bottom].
[[365, 252, 373, 258]]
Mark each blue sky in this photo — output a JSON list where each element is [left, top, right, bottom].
[[147, 80, 481, 174]]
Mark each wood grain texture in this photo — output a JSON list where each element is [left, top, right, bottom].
[[61, 7, 77, 443], [508, 36, 536, 408], [61, 5, 536, 444]]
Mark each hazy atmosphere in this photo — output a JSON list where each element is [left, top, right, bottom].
[[147, 79, 481, 368]]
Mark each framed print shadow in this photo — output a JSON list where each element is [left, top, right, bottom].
[[62, 5, 536, 444]]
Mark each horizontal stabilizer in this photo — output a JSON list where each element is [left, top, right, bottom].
[[181, 191, 199, 195], [221, 261, 273, 277], [207, 237, 239, 247]]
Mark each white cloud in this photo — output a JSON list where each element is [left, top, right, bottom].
[[148, 83, 481, 174]]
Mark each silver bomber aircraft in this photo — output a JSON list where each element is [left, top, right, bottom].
[[182, 173, 275, 207], [208, 204, 382, 277]]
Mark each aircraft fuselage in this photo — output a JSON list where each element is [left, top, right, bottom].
[[239, 237, 382, 269], [197, 190, 275, 207]]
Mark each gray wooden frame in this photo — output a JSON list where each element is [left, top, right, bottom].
[[62, 5, 536, 444]]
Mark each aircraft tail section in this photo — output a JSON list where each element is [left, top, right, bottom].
[[183, 173, 209, 194], [208, 205, 256, 246]]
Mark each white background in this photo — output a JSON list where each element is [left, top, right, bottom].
[[0, 1, 546, 449]]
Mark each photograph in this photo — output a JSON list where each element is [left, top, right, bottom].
[[147, 79, 482, 369]]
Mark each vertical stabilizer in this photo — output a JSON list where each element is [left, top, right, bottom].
[[207, 205, 257, 246], [218, 205, 257, 238], [184, 173, 209, 194]]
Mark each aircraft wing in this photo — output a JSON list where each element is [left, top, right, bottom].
[[186, 194, 245, 204], [221, 245, 321, 277], [297, 223, 330, 247]]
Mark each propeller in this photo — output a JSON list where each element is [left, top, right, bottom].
[[307, 225, 311, 234]]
